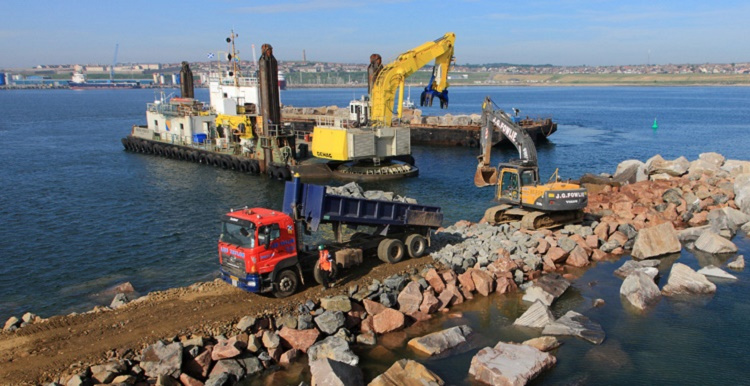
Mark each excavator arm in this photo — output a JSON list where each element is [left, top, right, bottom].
[[369, 32, 455, 127], [475, 96, 538, 187]]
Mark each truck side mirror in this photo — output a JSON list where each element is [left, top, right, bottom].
[[263, 228, 271, 249]]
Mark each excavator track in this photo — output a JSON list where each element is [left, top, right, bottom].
[[483, 205, 583, 230]]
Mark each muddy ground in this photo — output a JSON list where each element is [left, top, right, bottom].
[[0, 255, 435, 385]]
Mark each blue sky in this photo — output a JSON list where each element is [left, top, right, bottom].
[[2, 0, 749, 68]]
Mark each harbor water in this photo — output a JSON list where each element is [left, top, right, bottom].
[[1, 86, 749, 384]]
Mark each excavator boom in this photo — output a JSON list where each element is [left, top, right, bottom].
[[474, 96, 537, 187], [370, 32, 455, 127]]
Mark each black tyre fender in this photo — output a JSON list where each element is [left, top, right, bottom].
[[178, 149, 186, 160], [206, 154, 215, 165], [188, 152, 198, 162], [378, 238, 405, 264], [170, 147, 179, 158], [280, 167, 292, 180], [405, 234, 427, 258], [212, 156, 222, 167], [220, 157, 231, 169], [273, 269, 299, 298], [313, 260, 339, 285], [143, 141, 153, 153], [249, 161, 259, 174], [231, 157, 241, 170], [239, 160, 251, 172], [121, 138, 130, 151], [198, 152, 208, 164]]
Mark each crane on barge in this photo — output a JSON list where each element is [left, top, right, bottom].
[[311, 32, 456, 180]]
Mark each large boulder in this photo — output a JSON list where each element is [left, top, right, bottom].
[[699, 152, 725, 167], [734, 173, 750, 214], [469, 342, 556, 386], [697, 265, 737, 280], [407, 325, 473, 356], [315, 310, 346, 335], [694, 231, 738, 254], [722, 160, 750, 176], [542, 311, 605, 344], [614, 159, 648, 183], [397, 281, 423, 314], [631, 222, 681, 260], [320, 295, 352, 312], [140, 341, 183, 378], [373, 308, 406, 334], [522, 336, 561, 352], [521, 273, 570, 306], [309, 358, 364, 386], [662, 263, 716, 296], [620, 271, 662, 311], [513, 300, 555, 329], [613, 259, 661, 279], [646, 155, 690, 176], [278, 327, 321, 353], [307, 336, 359, 366], [369, 359, 444, 386]]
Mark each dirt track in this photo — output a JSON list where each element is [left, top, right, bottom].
[[0, 255, 435, 385]]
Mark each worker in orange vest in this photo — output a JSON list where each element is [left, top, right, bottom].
[[318, 244, 335, 288]]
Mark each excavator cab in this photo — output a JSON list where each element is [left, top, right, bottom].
[[499, 168, 520, 203]]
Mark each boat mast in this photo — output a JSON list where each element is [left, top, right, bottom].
[[227, 30, 240, 87]]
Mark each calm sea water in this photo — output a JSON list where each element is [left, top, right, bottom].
[[1, 86, 748, 384]]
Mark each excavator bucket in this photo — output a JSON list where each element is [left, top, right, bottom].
[[474, 165, 498, 187]]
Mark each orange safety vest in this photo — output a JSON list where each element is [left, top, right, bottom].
[[318, 249, 332, 271]]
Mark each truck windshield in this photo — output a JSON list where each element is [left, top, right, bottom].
[[220, 222, 256, 248]]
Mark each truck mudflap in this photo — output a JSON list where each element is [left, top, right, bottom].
[[220, 269, 263, 293]]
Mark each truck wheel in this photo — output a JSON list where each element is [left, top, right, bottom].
[[378, 239, 405, 264], [405, 234, 427, 258], [273, 269, 298, 298], [313, 260, 339, 285]]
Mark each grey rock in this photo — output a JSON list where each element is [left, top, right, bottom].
[[140, 340, 183, 378], [678, 225, 711, 243], [646, 154, 690, 176], [210, 359, 245, 379], [110, 293, 130, 309], [699, 152, 725, 167], [298, 314, 314, 330], [469, 341, 556, 386], [727, 255, 745, 270], [21, 312, 37, 324], [262, 330, 281, 349], [205, 372, 231, 386], [542, 311, 606, 344], [314, 310, 345, 335], [613, 259, 661, 279], [236, 316, 256, 332], [356, 332, 376, 346], [246, 334, 262, 353], [513, 300, 555, 328], [320, 295, 352, 312], [522, 273, 570, 306], [614, 159, 648, 183], [697, 265, 737, 280], [379, 292, 397, 308], [600, 239, 621, 253], [383, 274, 409, 292], [406, 325, 473, 356], [557, 237, 577, 253], [694, 230, 738, 254], [307, 336, 359, 366], [617, 223, 638, 240], [276, 314, 298, 329], [237, 354, 263, 376], [662, 263, 717, 296], [309, 358, 364, 386], [3, 316, 20, 332], [662, 188, 683, 205], [620, 271, 662, 311]]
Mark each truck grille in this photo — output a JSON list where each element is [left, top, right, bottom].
[[221, 254, 247, 278]]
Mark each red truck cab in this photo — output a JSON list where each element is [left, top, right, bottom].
[[218, 207, 302, 297]]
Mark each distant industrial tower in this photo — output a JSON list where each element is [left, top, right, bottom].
[[302, 49, 307, 63]]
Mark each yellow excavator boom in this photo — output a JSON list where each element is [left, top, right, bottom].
[[370, 32, 455, 127]]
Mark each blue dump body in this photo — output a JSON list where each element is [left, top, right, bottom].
[[282, 178, 443, 231]]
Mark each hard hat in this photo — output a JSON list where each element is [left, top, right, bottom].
[[318, 244, 325, 250]]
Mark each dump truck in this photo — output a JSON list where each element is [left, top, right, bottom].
[[218, 177, 443, 297]]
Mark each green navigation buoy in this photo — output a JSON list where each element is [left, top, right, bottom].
[[652, 118, 658, 130]]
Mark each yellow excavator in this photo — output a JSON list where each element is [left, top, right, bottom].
[[474, 96, 587, 229], [311, 33, 455, 177]]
